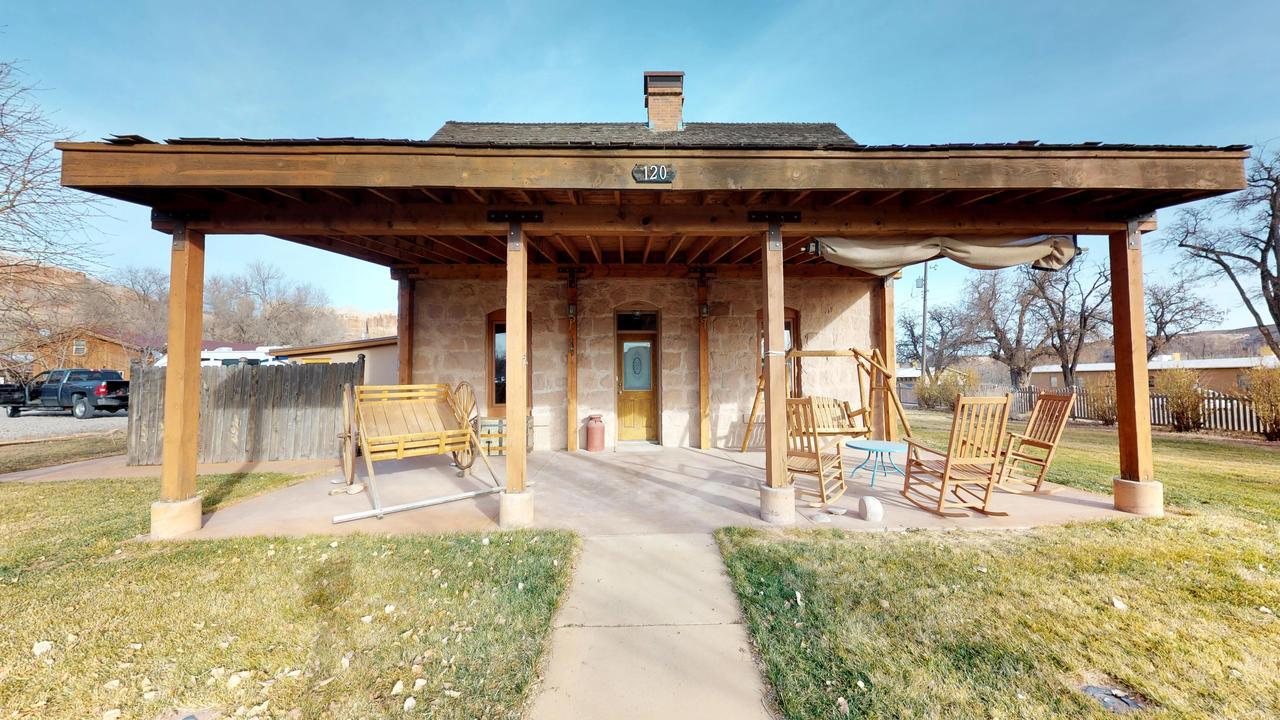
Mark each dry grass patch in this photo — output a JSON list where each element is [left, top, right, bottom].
[[0, 432, 127, 474], [719, 518, 1280, 719], [0, 475, 577, 719]]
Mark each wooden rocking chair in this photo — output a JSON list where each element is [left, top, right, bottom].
[[902, 394, 1012, 517], [786, 397, 847, 506], [999, 391, 1074, 494]]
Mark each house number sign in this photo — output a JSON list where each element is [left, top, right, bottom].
[[632, 163, 676, 184]]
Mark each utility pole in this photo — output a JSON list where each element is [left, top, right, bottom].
[[919, 262, 929, 380]]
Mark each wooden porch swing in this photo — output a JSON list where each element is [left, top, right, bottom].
[[332, 381, 504, 524], [739, 347, 912, 452]]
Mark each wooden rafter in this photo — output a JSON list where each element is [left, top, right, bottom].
[[367, 188, 398, 204], [642, 235, 654, 264], [664, 234, 689, 263], [870, 190, 904, 206], [587, 235, 604, 264], [954, 190, 1004, 207], [828, 190, 861, 206], [551, 234, 580, 264]]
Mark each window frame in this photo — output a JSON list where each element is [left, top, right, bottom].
[[72, 338, 88, 356], [486, 309, 533, 418]]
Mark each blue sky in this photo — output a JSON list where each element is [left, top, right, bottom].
[[6, 0, 1279, 325]]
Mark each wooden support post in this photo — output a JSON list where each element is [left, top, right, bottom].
[[871, 277, 897, 440], [153, 223, 205, 537], [397, 275, 415, 384], [762, 222, 788, 489], [505, 222, 529, 494], [1109, 222, 1162, 515], [697, 277, 711, 450], [565, 278, 579, 451]]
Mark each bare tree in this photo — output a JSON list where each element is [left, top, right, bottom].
[[204, 261, 344, 346], [1165, 148, 1280, 358], [0, 60, 97, 277], [1145, 271, 1224, 359], [963, 270, 1047, 387], [1026, 260, 1111, 388], [115, 265, 170, 356], [897, 304, 974, 380], [0, 59, 100, 379]]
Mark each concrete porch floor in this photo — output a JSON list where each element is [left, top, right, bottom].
[[189, 446, 1128, 540]]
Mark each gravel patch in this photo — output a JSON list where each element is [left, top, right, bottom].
[[0, 409, 128, 441]]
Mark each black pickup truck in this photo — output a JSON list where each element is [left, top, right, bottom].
[[0, 369, 130, 419]]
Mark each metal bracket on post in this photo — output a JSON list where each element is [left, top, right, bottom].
[[1126, 218, 1142, 250], [748, 212, 796, 253], [507, 221, 523, 251], [489, 210, 544, 224]]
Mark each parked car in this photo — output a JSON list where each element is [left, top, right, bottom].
[[0, 368, 130, 419]]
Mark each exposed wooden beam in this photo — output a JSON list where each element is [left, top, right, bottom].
[[416, 187, 444, 203], [264, 187, 304, 202], [787, 190, 811, 206], [954, 190, 1004, 207], [870, 190, 904, 206], [617, 236, 626, 264], [315, 188, 353, 204], [367, 188, 398, 204], [642, 235, 654, 264], [587, 235, 604, 264], [685, 236, 718, 263], [60, 142, 1250, 194], [566, 279, 579, 451], [463, 188, 487, 203], [707, 235, 751, 264], [912, 190, 951, 207], [401, 262, 874, 280], [551, 233, 580, 264], [664, 234, 689, 263], [828, 190, 861, 206], [164, 201, 1161, 237]]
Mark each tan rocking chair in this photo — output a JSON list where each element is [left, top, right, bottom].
[[999, 391, 1074, 494], [786, 397, 848, 506], [902, 394, 1012, 517]]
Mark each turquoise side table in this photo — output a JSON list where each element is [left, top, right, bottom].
[[845, 439, 908, 487]]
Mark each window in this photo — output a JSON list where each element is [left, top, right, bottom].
[[487, 309, 532, 417], [72, 339, 87, 356], [756, 307, 802, 396]]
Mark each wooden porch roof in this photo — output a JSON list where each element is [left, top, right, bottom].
[[57, 138, 1249, 279]]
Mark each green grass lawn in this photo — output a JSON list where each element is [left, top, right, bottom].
[[719, 411, 1280, 719], [0, 432, 127, 474], [0, 474, 576, 719]]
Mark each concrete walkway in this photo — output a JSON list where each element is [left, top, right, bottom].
[[0, 453, 338, 483], [528, 533, 774, 720]]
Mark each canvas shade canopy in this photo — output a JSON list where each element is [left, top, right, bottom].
[[811, 234, 1079, 276]]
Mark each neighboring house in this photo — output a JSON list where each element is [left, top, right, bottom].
[[1029, 353, 1280, 394], [269, 335, 399, 385], [18, 330, 149, 380]]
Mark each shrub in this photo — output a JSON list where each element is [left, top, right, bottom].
[[916, 370, 978, 410], [1243, 366, 1280, 441], [1083, 374, 1118, 426], [1154, 368, 1204, 432]]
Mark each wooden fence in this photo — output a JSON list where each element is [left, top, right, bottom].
[[127, 360, 363, 465], [1012, 386, 1268, 435]]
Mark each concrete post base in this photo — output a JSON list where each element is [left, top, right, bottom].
[[1112, 477, 1164, 517], [150, 495, 203, 539], [759, 483, 795, 525], [499, 491, 535, 528]]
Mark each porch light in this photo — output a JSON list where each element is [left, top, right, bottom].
[[567, 302, 577, 318], [700, 302, 710, 319]]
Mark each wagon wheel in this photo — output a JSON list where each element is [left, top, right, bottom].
[[451, 381, 480, 472], [338, 383, 357, 484]]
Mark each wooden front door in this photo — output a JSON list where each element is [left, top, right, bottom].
[[617, 332, 658, 441]]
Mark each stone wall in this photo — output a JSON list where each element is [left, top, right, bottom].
[[413, 276, 874, 451], [706, 279, 875, 448]]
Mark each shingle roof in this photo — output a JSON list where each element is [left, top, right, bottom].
[[106, 132, 1249, 154], [424, 121, 858, 149]]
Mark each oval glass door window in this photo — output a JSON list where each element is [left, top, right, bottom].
[[622, 341, 652, 391]]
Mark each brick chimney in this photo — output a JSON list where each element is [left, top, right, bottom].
[[644, 71, 684, 132]]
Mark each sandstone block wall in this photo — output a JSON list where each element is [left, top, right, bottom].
[[413, 276, 874, 451]]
